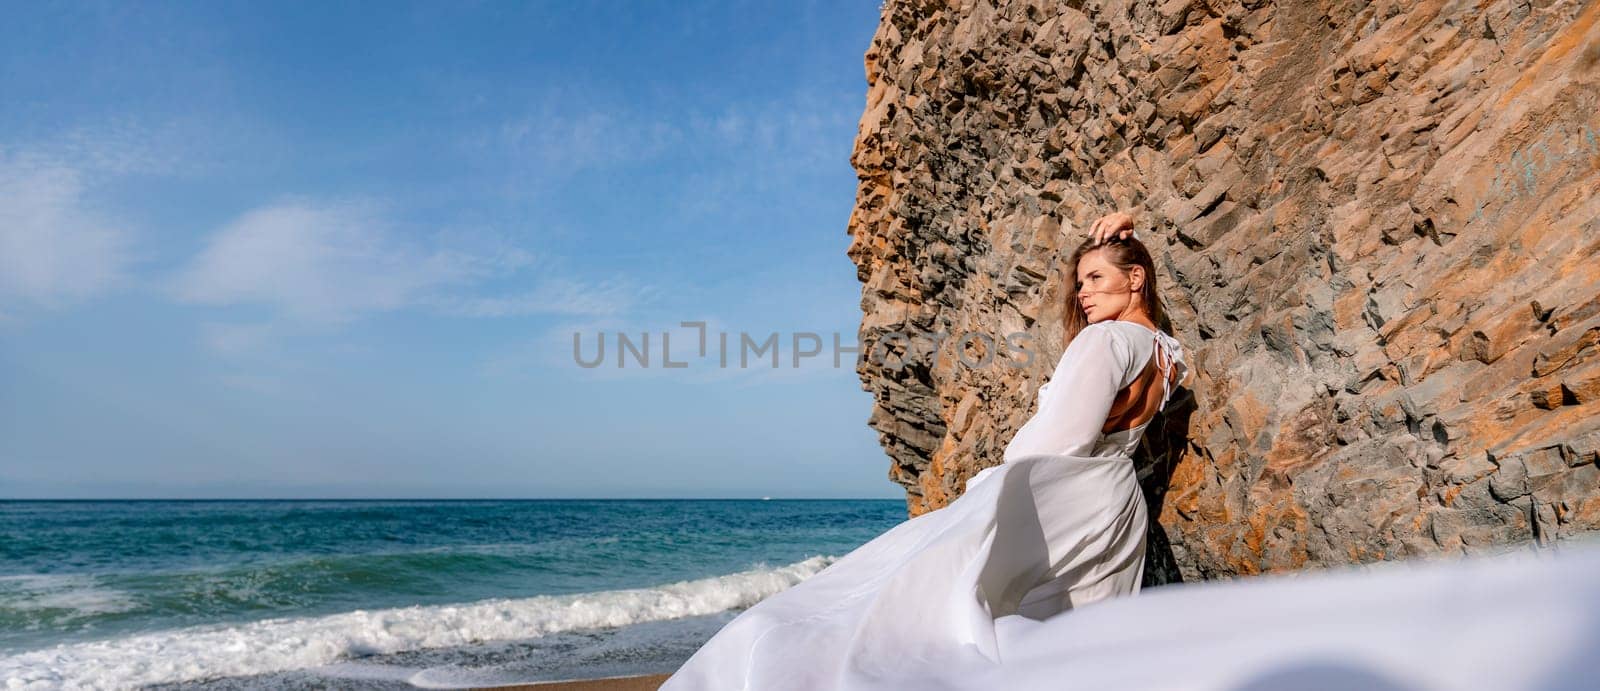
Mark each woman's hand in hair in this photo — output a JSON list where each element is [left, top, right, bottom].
[[1089, 210, 1136, 245]]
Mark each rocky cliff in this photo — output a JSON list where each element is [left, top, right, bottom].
[[845, 0, 1600, 581]]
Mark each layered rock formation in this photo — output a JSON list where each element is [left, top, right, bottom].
[[845, 0, 1600, 580]]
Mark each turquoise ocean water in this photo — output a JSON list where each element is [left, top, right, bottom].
[[0, 499, 906, 688]]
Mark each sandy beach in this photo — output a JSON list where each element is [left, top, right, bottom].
[[484, 673, 670, 690]]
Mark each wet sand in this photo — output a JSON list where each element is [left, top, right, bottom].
[[480, 672, 671, 690]]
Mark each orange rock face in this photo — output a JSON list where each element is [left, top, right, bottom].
[[845, 0, 1600, 581]]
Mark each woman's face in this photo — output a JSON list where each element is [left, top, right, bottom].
[[1075, 249, 1141, 323]]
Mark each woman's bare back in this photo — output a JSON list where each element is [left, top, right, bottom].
[[1100, 339, 1179, 435]]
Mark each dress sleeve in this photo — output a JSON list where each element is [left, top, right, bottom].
[[1002, 324, 1133, 460]]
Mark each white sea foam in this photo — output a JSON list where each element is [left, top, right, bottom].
[[0, 575, 138, 619], [0, 555, 836, 690]]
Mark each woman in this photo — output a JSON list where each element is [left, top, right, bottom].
[[661, 212, 1188, 690]]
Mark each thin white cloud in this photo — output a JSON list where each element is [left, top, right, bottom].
[[677, 87, 862, 219], [199, 321, 278, 358], [0, 115, 254, 312], [43, 118, 197, 176], [174, 200, 516, 321], [693, 87, 858, 160], [488, 84, 856, 180], [5, 113, 253, 180], [501, 108, 684, 172], [438, 276, 653, 318], [174, 199, 644, 323], [0, 157, 131, 309]]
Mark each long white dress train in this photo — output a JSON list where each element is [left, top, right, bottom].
[[661, 320, 1187, 690]]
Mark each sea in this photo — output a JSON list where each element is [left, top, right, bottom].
[[0, 499, 907, 689]]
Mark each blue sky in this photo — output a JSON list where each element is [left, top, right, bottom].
[[0, 1, 902, 499]]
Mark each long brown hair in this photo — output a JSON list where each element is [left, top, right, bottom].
[[1060, 235, 1170, 347]]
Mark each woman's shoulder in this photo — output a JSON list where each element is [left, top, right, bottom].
[[1077, 319, 1155, 346], [1068, 320, 1124, 346], [1061, 321, 1137, 366]]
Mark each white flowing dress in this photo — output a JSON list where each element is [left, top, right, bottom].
[[659, 318, 1600, 690], [661, 319, 1188, 690]]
